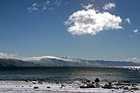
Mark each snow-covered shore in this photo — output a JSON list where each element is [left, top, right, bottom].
[[0, 81, 140, 93]]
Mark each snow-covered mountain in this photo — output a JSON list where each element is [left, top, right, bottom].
[[0, 56, 140, 67]]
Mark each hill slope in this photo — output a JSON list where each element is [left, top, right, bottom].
[[0, 57, 140, 67]]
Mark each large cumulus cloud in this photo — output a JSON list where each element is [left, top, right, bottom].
[[65, 8, 122, 35]]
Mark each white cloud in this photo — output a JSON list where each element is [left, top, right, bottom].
[[0, 52, 17, 59], [42, 0, 50, 11], [126, 57, 140, 63], [81, 4, 94, 10], [132, 57, 138, 60], [125, 18, 131, 24], [28, 0, 67, 13], [65, 8, 122, 35], [0, 52, 34, 61], [103, 3, 115, 10], [27, 3, 39, 13], [133, 29, 138, 33], [54, 0, 62, 6], [32, 3, 38, 7]]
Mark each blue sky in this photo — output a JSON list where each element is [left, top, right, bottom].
[[0, 0, 140, 61]]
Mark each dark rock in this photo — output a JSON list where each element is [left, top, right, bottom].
[[82, 81, 86, 84], [111, 89, 114, 91], [25, 80, 29, 82], [130, 90, 134, 92], [108, 82, 112, 85], [123, 87, 129, 90], [86, 80, 91, 83], [61, 85, 65, 88], [91, 82, 94, 84], [131, 87, 139, 90], [115, 87, 119, 89], [47, 86, 50, 88], [119, 86, 123, 89], [56, 82, 59, 84], [32, 79, 37, 81], [123, 80, 130, 83], [95, 78, 100, 83], [34, 86, 39, 89]]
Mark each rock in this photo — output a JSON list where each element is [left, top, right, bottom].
[[115, 87, 119, 89], [132, 84, 137, 87], [131, 87, 139, 90], [91, 82, 94, 84], [80, 84, 95, 88], [34, 86, 39, 89], [111, 89, 114, 91], [82, 81, 86, 84], [108, 82, 112, 85], [130, 90, 134, 92], [47, 86, 50, 88], [102, 84, 112, 89], [87, 84, 95, 88], [123, 80, 130, 83], [102, 82, 113, 89], [56, 82, 59, 84], [38, 81, 43, 84], [32, 79, 37, 81], [123, 87, 129, 90], [61, 84, 65, 88], [115, 82, 131, 86], [32, 81, 36, 84], [95, 78, 100, 83], [25, 80, 29, 82], [86, 80, 91, 83], [119, 86, 123, 89]]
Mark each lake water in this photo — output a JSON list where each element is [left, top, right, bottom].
[[0, 67, 140, 83]]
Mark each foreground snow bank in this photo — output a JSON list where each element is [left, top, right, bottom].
[[0, 81, 140, 93]]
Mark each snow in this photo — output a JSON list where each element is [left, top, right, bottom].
[[0, 81, 140, 93]]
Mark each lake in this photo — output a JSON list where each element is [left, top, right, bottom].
[[0, 67, 140, 83]]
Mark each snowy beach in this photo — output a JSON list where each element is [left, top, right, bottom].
[[0, 80, 140, 93]]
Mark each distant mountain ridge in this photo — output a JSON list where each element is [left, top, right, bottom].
[[0, 56, 140, 67]]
